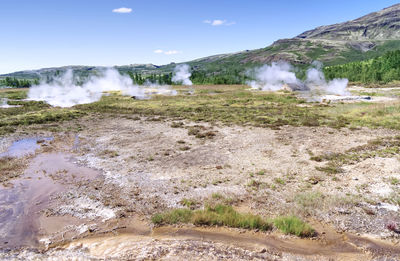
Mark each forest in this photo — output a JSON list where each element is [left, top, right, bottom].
[[0, 77, 39, 88], [2, 50, 400, 87], [323, 50, 400, 83]]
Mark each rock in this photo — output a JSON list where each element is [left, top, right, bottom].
[[337, 208, 351, 214]]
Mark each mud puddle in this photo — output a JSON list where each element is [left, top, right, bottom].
[[0, 152, 100, 249], [0, 137, 53, 158], [152, 226, 400, 258]]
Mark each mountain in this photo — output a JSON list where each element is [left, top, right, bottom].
[[186, 3, 400, 68], [298, 4, 400, 40], [2, 4, 400, 80]]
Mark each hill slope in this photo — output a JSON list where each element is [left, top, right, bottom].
[[298, 4, 400, 41], [188, 3, 400, 68]]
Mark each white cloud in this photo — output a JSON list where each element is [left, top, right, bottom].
[[203, 19, 235, 26], [212, 19, 225, 26], [112, 7, 132, 13], [153, 49, 181, 55], [164, 50, 180, 55]]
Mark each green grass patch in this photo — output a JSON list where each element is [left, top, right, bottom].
[[76, 89, 400, 130], [180, 198, 196, 208], [152, 204, 272, 231], [151, 208, 193, 225], [192, 205, 272, 230], [1, 86, 400, 136], [273, 216, 315, 237], [152, 204, 315, 237], [0, 90, 28, 100], [76, 90, 332, 129], [0, 109, 84, 128], [315, 163, 344, 174], [0, 89, 86, 136], [389, 177, 400, 186], [312, 135, 400, 173], [274, 177, 286, 185]]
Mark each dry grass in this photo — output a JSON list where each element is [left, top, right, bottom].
[[0, 157, 26, 183], [312, 135, 400, 174]]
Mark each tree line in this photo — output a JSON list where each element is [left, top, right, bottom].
[[127, 70, 248, 85], [127, 72, 173, 85], [190, 70, 248, 85], [323, 50, 400, 83], [0, 77, 39, 88]]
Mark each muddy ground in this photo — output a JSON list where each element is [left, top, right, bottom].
[[1, 112, 400, 260]]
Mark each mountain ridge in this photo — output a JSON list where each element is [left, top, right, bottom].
[[297, 3, 400, 40]]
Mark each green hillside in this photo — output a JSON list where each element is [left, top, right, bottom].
[[324, 50, 400, 83]]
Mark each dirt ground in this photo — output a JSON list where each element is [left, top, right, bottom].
[[1, 112, 400, 260]]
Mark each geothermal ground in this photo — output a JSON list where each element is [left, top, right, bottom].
[[1, 85, 400, 260]]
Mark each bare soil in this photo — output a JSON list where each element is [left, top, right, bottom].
[[1, 115, 400, 260]]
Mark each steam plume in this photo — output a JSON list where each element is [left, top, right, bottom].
[[172, 64, 192, 85], [248, 62, 301, 91], [305, 61, 349, 95], [0, 98, 20, 108], [0, 98, 9, 108], [248, 61, 349, 95], [28, 69, 175, 107]]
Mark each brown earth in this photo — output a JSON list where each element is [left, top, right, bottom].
[[1, 115, 400, 260]]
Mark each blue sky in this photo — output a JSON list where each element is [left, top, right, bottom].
[[0, 0, 398, 74]]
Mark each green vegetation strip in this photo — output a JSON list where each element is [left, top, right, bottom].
[[1, 85, 400, 137], [325, 49, 400, 84], [0, 89, 85, 135], [312, 135, 400, 174], [152, 204, 314, 237], [78, 90, 342, 129], [273, 216, 315, 237]]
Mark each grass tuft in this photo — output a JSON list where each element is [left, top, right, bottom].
[[152, 204, 272, 231], [151, 204, 315, 237], [273, 216, 315, 237], [151, 208, 193, 225], [192, 204, 272, 231]]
